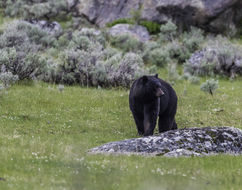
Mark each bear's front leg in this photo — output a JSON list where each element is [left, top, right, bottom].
[[143, 101, 159, 136]]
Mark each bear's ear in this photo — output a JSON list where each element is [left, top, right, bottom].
[[154, 74, 158, 78], [142, 75, 148, 84]]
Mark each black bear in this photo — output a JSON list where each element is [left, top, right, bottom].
[[129, 74, 177, 136]]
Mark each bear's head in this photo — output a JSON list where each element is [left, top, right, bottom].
[[142, 74, 164, 98]]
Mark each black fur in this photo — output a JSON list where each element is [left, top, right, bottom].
[[129, 74, 177, 136]]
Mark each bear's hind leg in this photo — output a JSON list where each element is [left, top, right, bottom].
[[158, 114, 176, 133], [171, 120, 178, 130], [133, 112, 144, 135]]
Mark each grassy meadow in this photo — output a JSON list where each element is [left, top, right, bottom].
[[0, 71, 242, 189], [0, 7, 242, 189]]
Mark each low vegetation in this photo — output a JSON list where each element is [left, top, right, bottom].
[[106, 18, 161, 34], [1, 19, 242, 90], [184, 36, 242, 77], [0, 0, 77, 19], [0, 21, 148, 88], [0, 74, 242, 189], [0, 5, 242, 190]]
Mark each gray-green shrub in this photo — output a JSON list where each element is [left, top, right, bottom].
[[159, 21, 178, 42], [0, 71, 19, 88], [148, 48, 171, 66], [200, 79, 219, 95], [56, 49, 147, 87], [142, 41, 160, 63], [167, 63, 181, 82], [0, 21, 152, 88], [167, 27, 204, 63], [0, 21, 49, 80], [0, 47, 47, 80], [144, 22, 205, 66], [184, 36, 242, 77], [110, 34, 143, 53], [0, 20, 58, 49], [181, 27, 204, 53], [51, 30, 147, 87], [3, 0, 77, 19], [165, 40, 190, 63]]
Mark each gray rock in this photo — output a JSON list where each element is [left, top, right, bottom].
[[78, 0, 242, 35], [67, 0, 78, 8], [109, 24, 150, 42], [89, 127, 242, 157]]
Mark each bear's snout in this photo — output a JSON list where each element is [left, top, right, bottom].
[[156, 88, 164, 97]]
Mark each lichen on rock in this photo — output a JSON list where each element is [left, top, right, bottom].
[[89, 127, 242, 157]]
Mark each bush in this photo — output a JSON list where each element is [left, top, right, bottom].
[[115, 52, 146, 87], [139, 20, 161, 34], [143, 37, 192, 66], [184, 36, 242, 77], [165, 40, 190, 63], [165, 27, 204, 63], [159, 21, 178, 42], [56, 48, 147, 87], [200, 79, 219, 95], [0, 20, 58, 49], [57, 32, 71, 49], [110, 34, 143, 53], [181, 27, 204, 54], [0, 19, 164, 88], [0, 21, 49, 80], [0, 71, 19, 88], [183, 73, 200, 84], [3, 0, 77, 19], [143, 23, 205, 66], [189, 76, 200, 85], [167, 63, 181, 82], [0, 47, 47, 80], [142, 39, 189, 66], [148, 48, 171, 66], [142, 41, 160, 63], [47, 30, 148, 88]]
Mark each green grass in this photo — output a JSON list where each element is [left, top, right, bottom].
[[106, 18, 135, 27], [51, 14, 73, 30], [0, 12, 13, 29], [0, 76, 242, 189], [0, 9, 4, 26], [106, 18, 161, 34]]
